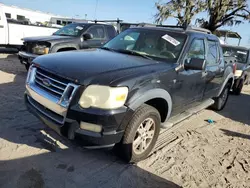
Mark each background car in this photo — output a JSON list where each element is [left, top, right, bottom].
[[222, 44, 250, 95]]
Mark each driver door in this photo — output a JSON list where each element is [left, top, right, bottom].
[[172, 38, 207, 113], [80, 25, 107, 49]]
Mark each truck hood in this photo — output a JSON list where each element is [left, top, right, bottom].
[[23, 35, 75, 42], [33, 49, 170, 85]]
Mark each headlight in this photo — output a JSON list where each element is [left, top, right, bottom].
[[26, 65, 36, 84], [32, 46, 49, 55], [79, 85, 128, 109]]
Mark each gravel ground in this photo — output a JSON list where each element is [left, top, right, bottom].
[[0, 52, 250, 188]]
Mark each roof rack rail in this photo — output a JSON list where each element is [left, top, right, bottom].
[[155, 24, 211, 34], [186, 26, 211, 34], [88, 18, 123, 23], [156, 25, 186, 29]]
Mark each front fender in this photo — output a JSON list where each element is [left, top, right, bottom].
[[50, 43, 79, 53], [127, 88, 172, 121]]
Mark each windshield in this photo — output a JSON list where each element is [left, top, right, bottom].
[[53, 24, 85, 37], [103, 28, 187, 62], [222, 46, 248, 64]]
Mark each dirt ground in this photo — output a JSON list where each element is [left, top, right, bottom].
[[0, 52, 249, 188]]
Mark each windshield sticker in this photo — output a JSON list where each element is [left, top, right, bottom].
[[161, 34, 180, 46], [237, 51, 247, 55], [76, 26, 83, 30]]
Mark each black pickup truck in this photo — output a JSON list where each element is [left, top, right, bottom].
[[18, 23, 117, 70], [25, 25, 234, 162], [222, 44, 250, 95]]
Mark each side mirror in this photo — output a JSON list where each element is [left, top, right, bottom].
[[184, 58, 206, 70], [83, 33, 93, 40]]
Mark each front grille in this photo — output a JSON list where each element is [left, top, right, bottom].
[[35, 68, 69, 98], [27, 95, 64, 124], [27, 66, 79, 124]]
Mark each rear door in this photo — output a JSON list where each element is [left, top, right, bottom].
[[80, 25, 107, 49], [203, 40, 224, 99], [0, 7, 7, 45]]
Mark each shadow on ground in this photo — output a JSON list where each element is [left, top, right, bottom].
[[216, 93, 250, 125], [0, 148, 181, 188], [220, 129, 250, 140], [0, 54, 180, 188]]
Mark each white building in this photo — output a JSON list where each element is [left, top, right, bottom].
[[0, 3, 87, 26], [0, 3, 64, 24]]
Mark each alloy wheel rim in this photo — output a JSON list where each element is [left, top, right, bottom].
[[133, 117, 155, 155]]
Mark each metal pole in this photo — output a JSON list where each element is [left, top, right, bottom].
[[94, 0, 99, 19]]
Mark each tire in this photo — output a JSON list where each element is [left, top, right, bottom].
[[211, 83, 230, 111], [25, 63, 30, 71], [232, 79, 244, 95], [119, 104, 161, 163]]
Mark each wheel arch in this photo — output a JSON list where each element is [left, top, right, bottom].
[[57, 47, 77, 52], [127, 89, 172, 123], [217, 72, 234, 97], [50, 43, 79, 53]]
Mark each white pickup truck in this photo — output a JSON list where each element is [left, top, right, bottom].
[[0, 7, 59, 49]]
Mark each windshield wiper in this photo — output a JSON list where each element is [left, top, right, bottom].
[[99, 47, 115, 52], [56, 34, 73, 36], [115, 49, 153, 60]]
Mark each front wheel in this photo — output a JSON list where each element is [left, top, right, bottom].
[[211, 83, 230, 111], [119, 104, 161, 163]]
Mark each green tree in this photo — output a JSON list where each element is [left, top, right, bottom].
[[155, 0, 250, 32], [155, 0, 206, 26], [199, 0, 250, 32]]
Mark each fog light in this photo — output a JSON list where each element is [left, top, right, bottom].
[[80, 122, 102, 133]]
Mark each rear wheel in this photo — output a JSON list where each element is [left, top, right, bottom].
[[232, 79, 244, 95], [211, 83, 230, 111], [119, 104, 160, 163]]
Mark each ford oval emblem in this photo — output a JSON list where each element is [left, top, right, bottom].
[[42, 78, 51, 87]]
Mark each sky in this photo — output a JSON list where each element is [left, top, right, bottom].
[[1, 0, 250, 47]]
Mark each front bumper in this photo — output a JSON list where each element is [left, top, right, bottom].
[[18, 51, 39, 65], [24, 92, 128, 147]]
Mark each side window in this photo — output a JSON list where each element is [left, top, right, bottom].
[[106, 26, 116, 39], [207, 40, 219, 65], [5, 13, 11, 19], [87, 26, 105, 39], [186, 39, 205, 60], [17, 15, 25, 21]]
